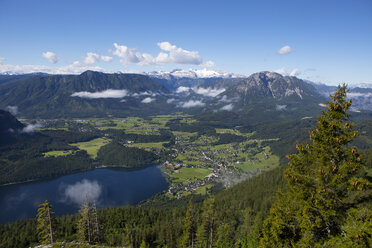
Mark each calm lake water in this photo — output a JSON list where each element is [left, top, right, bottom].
[[0, 165, 167, 224]]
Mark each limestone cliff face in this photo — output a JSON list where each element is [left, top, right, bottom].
[[223, 71, 321, 102]]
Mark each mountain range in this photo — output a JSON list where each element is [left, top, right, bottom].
[[0, 70, 370, 120]]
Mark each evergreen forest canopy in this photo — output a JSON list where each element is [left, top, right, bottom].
[[0, 85, 371, 248]]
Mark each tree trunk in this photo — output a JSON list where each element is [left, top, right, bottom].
[[47, 207, 54, 244], [209, 218, 214, 248]]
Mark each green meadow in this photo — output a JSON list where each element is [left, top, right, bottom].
[[43, 150, 75, 157], [70, 137, 111, 159], [170, 167, 213, 183]]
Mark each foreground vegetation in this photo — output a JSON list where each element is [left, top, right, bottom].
[[1, 86, 371, 248], [261, 85, 372, 247]]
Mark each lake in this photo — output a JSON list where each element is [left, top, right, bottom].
[[0, 165, 168, 224]]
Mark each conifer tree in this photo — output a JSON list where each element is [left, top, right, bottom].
[[36, 200, 55, 244], [195, 196, 215, 248], [260, 85, 372, 247], [77, 196, 91, 243], [90, 202, 102, 243], [140, 239, 150, 248], [181, 198, 196, 248]]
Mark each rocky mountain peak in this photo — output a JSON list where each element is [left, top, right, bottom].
[[224, 71, 321, 101]]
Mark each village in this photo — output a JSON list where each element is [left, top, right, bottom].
[[38, 116, 280, 198]]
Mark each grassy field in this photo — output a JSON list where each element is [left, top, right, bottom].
[[128, 141, 167, 149], [39, 127, 69, 131], [172, 131, 197, 138], [235, 146, 280, 173], [75, 115, 196, 136], [70, 137, 111, 159], [215, 128, 254, 137], [194, 184, 212, 195], [170, 167, 213, 183], [43, 150, 75, 157], [93, 116, 174, 135], [210, 143, 232, 151]]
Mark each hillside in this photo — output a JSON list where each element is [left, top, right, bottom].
[[0, 71, 171, 118], [0, 109, 25, 145], [2, 70, 372, 120]]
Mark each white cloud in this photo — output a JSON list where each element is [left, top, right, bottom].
[[5, 105, 18, 115], [141, 97, 155, 103], [350, 107, 361, 113], [84, 52, 100, 65], [101, 55, 113, 62], [176, 86, 191, 93], [61, 179, 102, 205], [277, 45, 293, 55], [22, 123, 42, 133], [220, 104, 233, 111], [112, 42, 212, 67], [71, 89, 128, 99], [176, 86, 225, 97], [289, 68, 300, 76], [42, 51, 59, 64], [180, 100, 205, 108], [274, 67, 287, 75], [274, 67, 300, 77], [113, 43, 153, 65], [132, 91, 154, 97], [201, 60, 215, 67], [0, 57, 4, 64], [193, 87, 225, 97], [276, 104, 287, 110], [348, 92, 372, 98], [155, 41, 203, 65], [167, 98, 175, 104], [0, 61, 106, 75], [218, 95, 232, 103]]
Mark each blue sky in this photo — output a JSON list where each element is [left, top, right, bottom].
[[0, 0, 371, 85]]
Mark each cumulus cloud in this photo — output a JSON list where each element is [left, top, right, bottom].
[[112, 42, 212, 67], [289, 68, 300, 76], [276, 104, 287, 110], [113, 43, 152, 65], [84, 52, 100, 65], [141, 97, 155, 103], [5, 105, 18, 115], [61, 179, 102, 206], [180, 100, 205, 108], [42, 51, 59, 64], [71, 89, 129, 99], [176, 86, 191, 93], [22, 123, 42, 133], [156, 41, 203, 65], [220, 103, 233, 111], [101, 55, 113, 62], [193, 87, 225, 97], [277, 45, 293, 55]]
